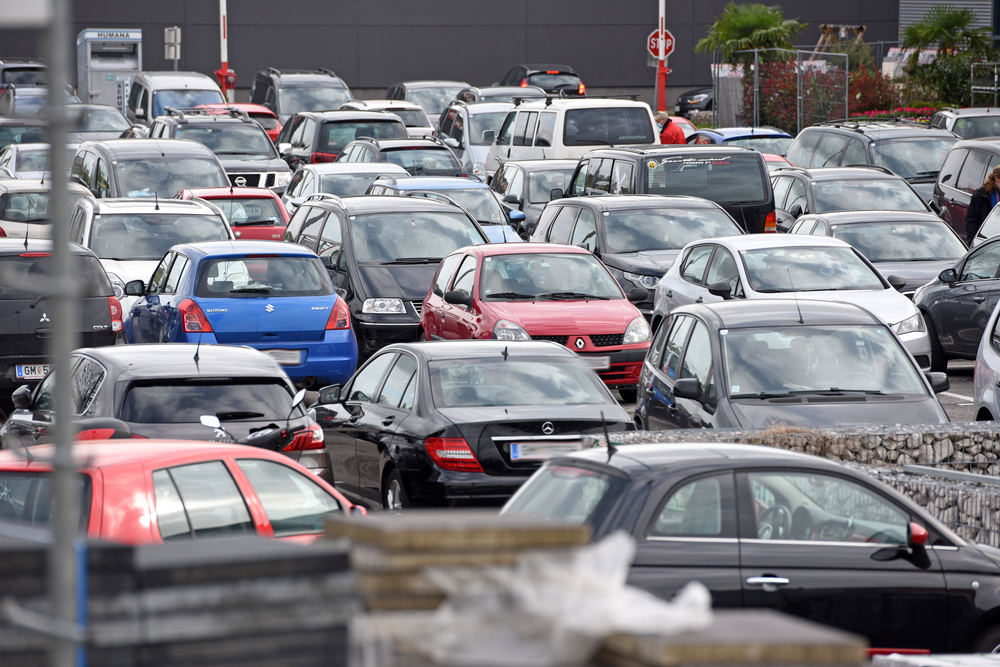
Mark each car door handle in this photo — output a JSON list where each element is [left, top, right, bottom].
[[746, 576, 790, 592], [974, 296, 986, 302], [381, 415, 396, 426]]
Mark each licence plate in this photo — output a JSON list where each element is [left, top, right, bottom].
[[674, 105, 681, 112], [510, 441, 584, 461], [578, 355, 610, 370], [261, 349, 303, 366], [16, 364, 52, 380]]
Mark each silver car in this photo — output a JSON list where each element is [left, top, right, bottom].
[[974, 299, 1000, 421]]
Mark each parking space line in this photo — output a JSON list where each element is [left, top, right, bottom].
[[941, 391, 974, 402]]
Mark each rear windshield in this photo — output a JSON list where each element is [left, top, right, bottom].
[[349, 211, 485, 263], [812, 180, 929, 213], [115, 157, 229, 198], [176, 125, 276, 158], [501, 464, 626, 525], [121, 379, 300, 423], [152, 89, 225, 118], [0, 189, 89, 223], [563, 107, 655, 146], [249, 113, 280, 131], [383, 147, 461, 176], [951, 116, 1000, 140], [604, 207, 743, 253], [70, 106, 130, 132], [89, 213, 230, 260], [0, 124, 45, 150], [319, 120, 407, 153], [320, 172, 386, 196], [0, 253, 112, 299], [724, 136, 792, 154], [387, 109, 430, 127], [278, 87, 352, 117], [195, 256, 333, 297], [527, 73, 581, 92], [0, 471, 91, 529], [871, 137, 958, 180], [2, 68, 46, 86], [408, 87, 466, 116], [429, 359, 611, 408], [646, 153, 768, 204], [209, 197, 285, 226]]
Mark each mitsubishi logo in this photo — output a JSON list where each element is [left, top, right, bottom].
[[265, 304, 274, 313], [574, 337, 585, 349], [234, 176, 247, 187], [541, 422, 555, 435], [39, 313, 50, 323]]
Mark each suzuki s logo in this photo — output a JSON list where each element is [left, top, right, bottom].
[[265, 304, 274, 313], [234, 176, 247, 187], [39, 313, 50, 323], [574, 337, 585, 349], [541, 422, 555, 435]]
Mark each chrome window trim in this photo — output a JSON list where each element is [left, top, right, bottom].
[[646, 536, 737, 544], [741, 538, 901, 548]]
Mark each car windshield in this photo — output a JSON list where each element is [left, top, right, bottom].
[[528, 168, 575, 203], [115, 157, 229, 198], [382, 147, 461, 176], [501, 464, 627, 525], [468, 111, 508, 146], [831, 221, 967, 262], [0, 253, 111, 298], [319, 172, 386, 196], [121, 379, 302, 423], [563, 107, 655, 146], [429, 359, 611, 408], [319, 120, 407, 153], [0, 190, 88, 223], [151, 89, 225, 118], [176, 124, 276, 157], [195, 256, 332, 297], [414, 188, 506, 224], [0, 123, 46, 150], [812, 180, 929, 213], [70, 106, 130, 132], [349, 211, 485, 263], [724, 136, 792, 154], [11, 94, 50, 116], [89, 213, 230, 260], [526, 73, 581, 91], [385, 109, 430, 127], [604, 207, 743, 253], [950, 116, 1000, 140], [0, 471, 90, 529], [480, 252, 624, 300], [208, 197, 285, 226], [723, 326, 928, 398], [278, 87, 352, 116], [871, 137, 958, 179], [741, 245, 885, 292], [407, 86, 466, 115], [647, 153, 768, 203]]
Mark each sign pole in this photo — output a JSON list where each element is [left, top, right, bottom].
[[656, 0, 665, 112], [215, 0, 236, 102]]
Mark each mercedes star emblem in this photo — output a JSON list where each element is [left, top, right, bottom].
[[541, 422, 555, 435], [574, 337, 585, 349], [234, 176, 247, 187], [265, 304, 275, 313]]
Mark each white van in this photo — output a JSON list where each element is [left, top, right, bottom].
[[126, 72, 225, 128], [484, 98, 659, 178]]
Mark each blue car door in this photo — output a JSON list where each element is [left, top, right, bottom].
[[149, 254, 191, 343], [128, 253, 175, 343]]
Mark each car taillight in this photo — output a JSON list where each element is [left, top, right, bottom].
[[327, 299, 350, 330], [0, 227, 6, 237], [764, 210, 777, 233], [179, 298, 213, 333], [578, 83, 586, 95], [282, 422, 324, 451], [310, 152, 338, 163], [424, 437, 483, 473], [519, 78, 528, 87], [108, 296, 123, 332]]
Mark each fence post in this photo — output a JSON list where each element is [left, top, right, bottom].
[[754, 49, 759, 127], [797, 50, 803, 134], [845, 52, 850, 119]]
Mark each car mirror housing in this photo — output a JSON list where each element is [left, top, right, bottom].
[[124, 279, 145, 296], [789, 204, 803, 219], [673, 377, 702, 400], [550, 188, 563, 201], [481, 129, 495, 143], [509, 210, 525, 222], [445, 289, 472, 307], [924, 371, 949, 394], [134, 107, 146, 119], [11, 384, 31, 410], [939, 268, 957, 284], [908, 521, 928, 548], [318, 384, 342, 404], [707, 281, 733, 300], [627, 286, 648, 302], [886, 275, 906, 291], [503, 194, 521, 206], [442, 137, 461, 149], [278, 142, 292, 155]]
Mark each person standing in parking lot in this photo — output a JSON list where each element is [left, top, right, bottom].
[[656, 111, 686, 145], [965, 165, 1000, 245]]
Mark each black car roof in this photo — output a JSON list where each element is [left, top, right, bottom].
[[378, 340, 578, 361], [77, 343, 287, 380], [78, 138, 217, 160], [675, 299, 880, 329]]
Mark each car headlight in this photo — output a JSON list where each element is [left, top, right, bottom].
[[686, 94, 709, 103], [493, 319, 531, 341], [623, 272, 659, 290], [362, 298, 405, 314], [107, 272, 125, 299], [275, 172, 291, 187], [473, 162, 487, 178], [892, 313, 925, 335], [623, 316, 651, 344]]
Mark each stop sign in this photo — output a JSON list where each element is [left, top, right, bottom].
[[647, 28, 675, 59]]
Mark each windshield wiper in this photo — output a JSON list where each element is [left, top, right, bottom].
[[912, 171, 939, 178], [234, 220, 280, 226], [731, 388, 885, 399], [537, 291, 610, 300], [485, 292, 537, 300], [389, 257, 442, 264], [230, 287, 270, 294], [215, 411, 265, 420]]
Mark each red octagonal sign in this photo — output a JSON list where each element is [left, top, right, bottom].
[[647, 29, 675, 59]]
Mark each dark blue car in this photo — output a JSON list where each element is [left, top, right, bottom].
[[123, 240, 358, 387]]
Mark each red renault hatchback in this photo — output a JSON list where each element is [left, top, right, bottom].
[[176, 187, 290, 241], [420, 243, 651, 400]]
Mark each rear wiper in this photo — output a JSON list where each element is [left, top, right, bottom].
[[234, 220, 280, 226], [230, 287, 270, 294], [389, 257, 442, 264], [216, 411, 266, 420], [486, 292, 537, 300], [537, 291, 610, 300]]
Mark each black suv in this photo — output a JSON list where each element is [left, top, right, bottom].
[[562, 145, 775, 233], [335, 137, 462, 176], [496, 64, 584, 96], [275, 110, 408, 170], [282, 193, 489, 358], [146, 107, 291, 193], [249, 68, 352, 124], [784, 120, 959, 202]]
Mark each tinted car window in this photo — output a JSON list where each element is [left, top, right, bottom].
[[663, 315, 694, 379], [563, 108, 655, 146], [813, 134, 848, 167], [89, 213, 230, 260], [236, 458, 342, 535], [318, 120, 407, 154], [152, 462, 254, 541], [72, 357, 106, 415], [0, 253, 111, 298], [647, 153, 767, 203], [785, 131, 821, 165], [957, 150, 991, 192], [121, 380, 299, 423], [603, 208, 741, 253], [348, 353, 395, 402], [0, 471, 91, 529], [377, 354, 418, 408], [115, 157, 228, 197], [195, 256, 333, 297], [0, 190, 89, 224], [547, 206, 577, 243], [349, 211, 485, 263], [872, 137, 958, 181], [938, 149, 967, 189], [429, 359, 610, 407], [650, 475, 732, 537], [679, 320, 713, 388]]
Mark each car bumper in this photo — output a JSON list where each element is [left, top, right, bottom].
[[579, 346, 649, 387], [407, 468, 532, 507], [355, 314, 420, 355], [899, 330, 932, 371]]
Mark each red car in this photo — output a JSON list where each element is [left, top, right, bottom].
[[196, 103, 283, 142], [175, 186, 290, 241], [420, 243, 651, 397], [0, 440, 364, 545]]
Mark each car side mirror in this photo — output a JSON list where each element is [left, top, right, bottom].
[[322, 249, 340, 269], [673, 377, 702, 400], [482, 129, 495, 143], [789, 204, 803, 219], [124, 279, 145, 296], [550, 188, 563, 201], [503, 194, 522, 207], [200, 414, 222, 430], [928, 200, 941, 214], [89, 187, 101, 198], [908, 521, 928, 548], [509, 210, 525, 223], [11, 384, 31, 410], [444, 289, 472, 307], [707, 280, 733, 300], [278, 142, 292, 154], [627, 286, 648, 302], [290, 196, 305, 209], [939, 268, 957, 284], [442, 137, 460, 149], [318, 384, 342, 404], [134, 107, 146, 119], [886, 275, 906, 291], [126, 125, 148, 138], [924, 371, 950, 394]]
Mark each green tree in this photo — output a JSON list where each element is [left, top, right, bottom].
[[902, 6, 991, 59], [694, 3, 806, 63]]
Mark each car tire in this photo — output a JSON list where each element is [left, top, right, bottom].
[[618, 385, 638, 403], [924, 315, 948, 373], [383, 469, 409, 511], [970, 622, 1000, 653]]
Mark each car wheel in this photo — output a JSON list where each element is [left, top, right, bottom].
[[970, 622, 1000, 653], [618, 385, 638, 403], [383, 469, 409, 511], [924, 315, 948, 373]]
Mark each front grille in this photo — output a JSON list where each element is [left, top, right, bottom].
[[229, 173, 261, 187], [590, 333, 624, 347], [265, 173, 276, 187], [532, 335, 568, 345], [410, 301, 422, 318]]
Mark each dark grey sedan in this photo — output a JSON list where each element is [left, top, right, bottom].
[[634, 299, 950, 430]]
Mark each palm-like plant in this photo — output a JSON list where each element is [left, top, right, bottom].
[[694, 2, 805, 63], [902, 6, 991, 57]]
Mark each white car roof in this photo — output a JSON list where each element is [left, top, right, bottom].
[[691, 234, 853, 252]]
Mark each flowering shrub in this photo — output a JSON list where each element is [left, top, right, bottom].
[[850, 106, 938, 122], [848, 68, 897, 113], [742, 60, 849, 134]]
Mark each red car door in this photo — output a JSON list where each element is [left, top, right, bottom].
[[440, 255, 478, 339], [423, 254, 463, 340]]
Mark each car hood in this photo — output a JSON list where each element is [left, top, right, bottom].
[[488, 299, 640, 335], [356, 263, 439, 301], [602, 249, 680, 276], [219, 156, 288, 173], [758, 288, 917, 326], [730, 397, 948, 428], [99, 258, 158, 285]]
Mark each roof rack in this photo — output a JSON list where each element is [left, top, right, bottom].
[[266, 67, 282, 76], [164, 106, 188, 123], [402, 190, 472, 216], [318, 68, 338, 78], [814, 117, 928, 132], [842, 164, 895, 175], [304, 193, 346, 208]]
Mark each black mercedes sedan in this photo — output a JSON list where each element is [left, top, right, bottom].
[[312, 340, 632, 510], [502, 442, 1000, 653]]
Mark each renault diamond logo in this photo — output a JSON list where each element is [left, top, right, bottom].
[[541, 422, 555, 435], [574, 337, 585, 349], [265, 304, 274, 313], [234, 176, 247, 187], [39, 313, 50, 323]]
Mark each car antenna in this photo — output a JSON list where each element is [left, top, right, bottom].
[[601, 411, 617, 460], [501, 345, 508, 360], [193, 332, 202, 366], [40, 151, 48, 185], [154, 190, 159, 211], [23, 198, 32, 250], [154, 139, 165, 157], [786, 268, 803, 324]]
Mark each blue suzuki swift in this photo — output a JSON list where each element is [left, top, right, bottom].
[[123, 240, 358, 386]]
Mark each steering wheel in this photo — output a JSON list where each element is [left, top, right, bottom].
[[757, 505, 792, 540], [818, 516, 854, 541]]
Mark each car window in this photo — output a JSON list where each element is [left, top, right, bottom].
[[792, 219, 816, 234], [452, 255, 477, 295], [938, 149, 967, 190], [433, 254, 464, 297], [610, 160, 633, 195], [162, 254, 188, 294], [79, 151, 97, 188], [495, 112, 516, 146], [704, 248, 742, 298], [152, 462, 255, 542], [679, 320, 712, 390], [649, 474, 735, 537], [663, 315, 695, 379], [547, 206, 578, 243], [772, 176, 793, 209], [508, 168, 525, 201], [647, 317, 671, 369], [747, 471, 909, 543], [348, 353, 395, 403], [72, 357, 105, 415], [236, 459, 342, 536], [570, 208, 598, 251], [147, 253, 174, 294], [377, 353, 418, 408], [318, 215, 342, 258], [843, 138, 866, 165], [680, 245, 714, 285], [590, 158, 613, 193], [785, 131, 821, 166], [569, 161, 589, 197], [813, 134, 848, 167], [961, 242, 1000, 282], [563, 107, 655, 146], [513, 111, 537, 147], [785, 179, 807, 213], [439, 109, 455, 136], [295, 206, 328, 252], [491, 165, 512, 194], [95, 158, 111, 198], [957, 150, 991, 193], [535, 112, 556, 147]]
